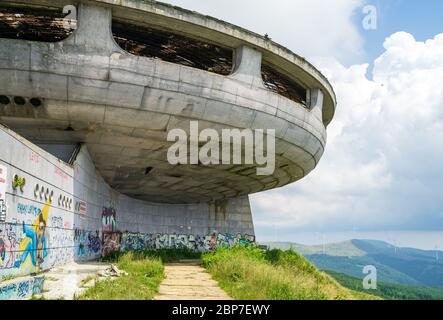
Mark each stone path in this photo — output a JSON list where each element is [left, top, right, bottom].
[[154, 260, 232, 300]]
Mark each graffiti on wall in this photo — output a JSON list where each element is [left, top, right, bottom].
[[72, 229, 255, 259], [1, 199, 75, 278], [0, 223, 20, 269], [101, 206, 120, 256], [12, 174, 26, 193], [0, 200, 6, 224], [74, 229, 101, 259], [0, 165, 7, 223], [102, 232, 121, 256], [74, 200, 87, 218], [119, 232, 256, 252], [17, 203, 42, 217], [0, 275, 45, 300], [46, 216, 74, 267], [102, 207, 116, 233], [14, 203, 49, 272]]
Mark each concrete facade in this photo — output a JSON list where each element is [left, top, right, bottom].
[[0, 0, 336, 279], [0, 124, 254, 279]]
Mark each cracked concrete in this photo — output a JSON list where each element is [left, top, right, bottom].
[[36, 261, 111, 300]]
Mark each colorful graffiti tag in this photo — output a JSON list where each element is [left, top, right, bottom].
[[0, 276, 45, 300], [74, 229, 101, 260], [72, 229, 256, 258], [11, 202, 50, 273], [101, 207, 116, 232], [102, 232, 122, 256], [0, 165, 7, 223], [101, 206, 120, 256], [0, 200, 74, 278], [120, 232, 256, 252]]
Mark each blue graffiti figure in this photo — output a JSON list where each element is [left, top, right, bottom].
[[15, 217, 47, 269]]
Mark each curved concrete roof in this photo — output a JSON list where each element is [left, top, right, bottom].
[[0, 0, 336, 204], [2, 0, 336, 126]]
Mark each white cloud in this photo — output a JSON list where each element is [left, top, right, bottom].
[[252, 32, 443, 236], [163, 2, 443, 238], [164, 0, 365, 63]]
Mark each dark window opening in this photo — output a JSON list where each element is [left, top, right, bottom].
[[30, 97, 42, 107], [37, 143, 78, 164], [0, 95, 10, 105], [13, 96, 26, 105], [0, 5, 75, 42], [261, 64, 307, 106], [112, 20, 233, 76]]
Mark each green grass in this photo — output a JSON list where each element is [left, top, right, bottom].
[[202, 246, 379, 300], [78, 252, 164, 300], [102, 247, 201, 263], [325, 270, 443, 300], [78, 248, 200, 300]]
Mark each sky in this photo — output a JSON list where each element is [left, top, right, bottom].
[[164, 0, 443, 249]]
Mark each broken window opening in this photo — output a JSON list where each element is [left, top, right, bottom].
[[0, 5, 75, 42], [112, 20, 233, 76], [261, 63, 307, 106]]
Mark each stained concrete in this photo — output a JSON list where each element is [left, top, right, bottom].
[[37, 261, 111, 300], [0, 1, 334, 204], [154, 260, 232, 300], [0, 0, 336, 284]]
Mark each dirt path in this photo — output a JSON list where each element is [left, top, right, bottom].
[[154, 260, 232, 300]]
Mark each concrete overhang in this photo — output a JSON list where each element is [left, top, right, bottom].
[[1, 0, 336, 126], [0, 0, 337, 204]]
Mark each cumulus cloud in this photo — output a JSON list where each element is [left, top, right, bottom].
[[252, 32, 443, 237], [165, 1, 443, 239], [164, 0, 365, 63]]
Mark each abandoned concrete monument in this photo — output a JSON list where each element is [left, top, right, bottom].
[[0, 0, 336, 297]]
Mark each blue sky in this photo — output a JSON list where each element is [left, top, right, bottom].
[[166, 1, 443, 249], [359, 0, 443, 64]]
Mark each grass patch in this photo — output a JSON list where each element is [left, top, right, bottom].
[[78, 252, 164, 300], [80, 275, 94, 287], [103, 247, 201, 263], [79, 248, 200, 300], [202, 246, 379, 300]]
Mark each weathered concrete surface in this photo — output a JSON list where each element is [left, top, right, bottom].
[[38, 261, 110, 300], [0, 0, 337, 284], [0, 124, 255, 282], [0, 1, 336, 204], [154, 260, 232, 300]]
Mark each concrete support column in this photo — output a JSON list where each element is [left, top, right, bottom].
[[65, 3, 117, 54], [310, 88, 324, 123], [230, 46, 264, 88]]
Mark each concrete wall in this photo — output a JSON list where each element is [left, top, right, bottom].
[[0, 275, 45, 300], [0, 125, 255, 279], [0, 125, 75, 278], [0, 2, 328, 203]]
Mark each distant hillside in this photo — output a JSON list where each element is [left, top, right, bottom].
[[202, 246, 379, 300], [325, 270, 443, 300], [262, 239, 443, 287]]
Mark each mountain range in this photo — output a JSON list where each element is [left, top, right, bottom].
[[262, 239, 443, 287]]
